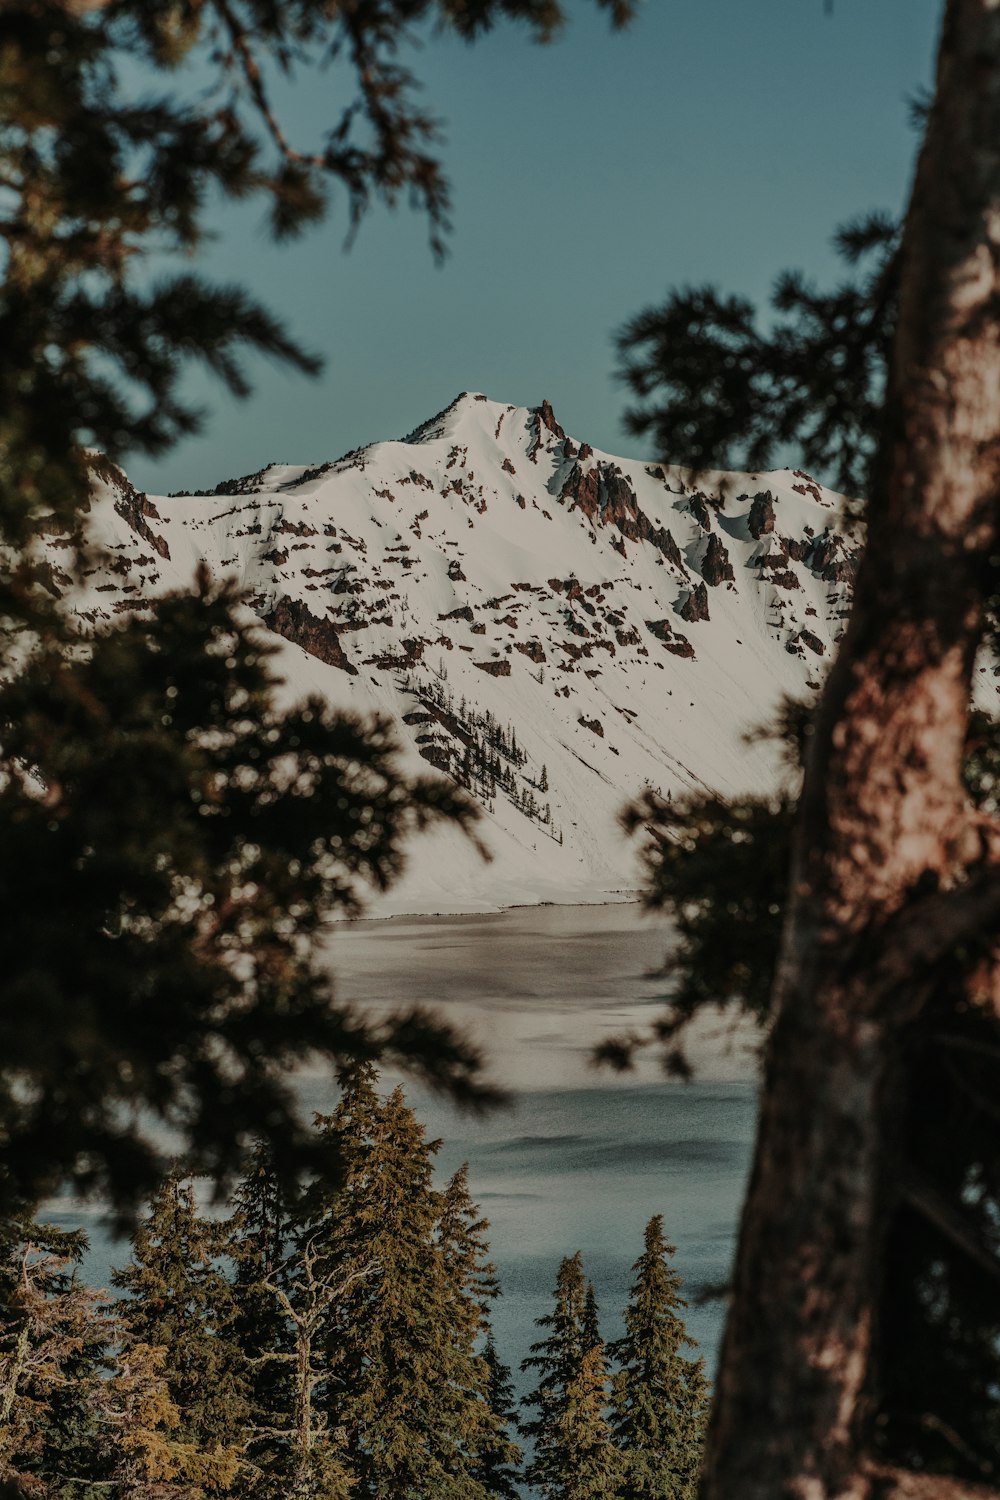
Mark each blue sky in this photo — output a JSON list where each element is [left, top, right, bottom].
[[137, 0, 942, 494]]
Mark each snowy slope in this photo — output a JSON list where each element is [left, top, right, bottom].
[[44, 393, 889, 914]]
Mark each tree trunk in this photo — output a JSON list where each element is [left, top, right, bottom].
[[701, 3, 1000, 1497]]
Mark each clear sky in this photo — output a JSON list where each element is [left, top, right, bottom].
[[135, 0, 943, 495]]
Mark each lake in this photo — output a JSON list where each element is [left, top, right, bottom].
[[53, 902, 758, 1394], [308, 902, 758, 1375]]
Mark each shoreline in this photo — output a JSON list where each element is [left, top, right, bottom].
[[336, 889, 646, 927]]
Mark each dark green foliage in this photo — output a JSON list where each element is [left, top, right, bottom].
[[231, 1137, 355, 1499], [227, 1142, 300, 1494], [113, 1171, 249, 1492], [311, 1070, 513, 1499], [476, 1334, 523, 1500], [616, 212, 898, 497], [437, 1164, 524, 1492], [1, 0, 634, 1221], [0, 1081, 527, 1496], [608, 1216, 709, 1500], [0, 1221, 112, 1498], [0, 568, 497, 1218], [521, 1252, 620, 1499]]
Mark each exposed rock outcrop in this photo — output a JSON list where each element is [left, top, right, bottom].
[[748, 491, 776, 539], [646, 618, 695, 659], [98, 461, 171, 561], [537, 399, 565, 439], [688, 493, 712, 531], [797, 629, 826, 656], [560, 461, 685, 568], [514, 639, 546, 663], [266, 597, 358, 674], [528, 399, 566, 460], [702, 533, 735, 586], [808, 532, 860, 584], [680, 582, 711, 623]]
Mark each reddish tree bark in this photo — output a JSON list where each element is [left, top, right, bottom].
[[701, 4, 1000, 1497]]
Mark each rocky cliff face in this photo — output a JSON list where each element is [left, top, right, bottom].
[[37, 391, 899, 913]]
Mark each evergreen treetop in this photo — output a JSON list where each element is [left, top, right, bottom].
[[474, 1332, 524, 1500], [319, 1075, 521, 1497], [608, 1215, 709, 1500], [522, 1252, 619, 1500], [0, 1223, 112, 1497], [112, 1170, 249, 1493]]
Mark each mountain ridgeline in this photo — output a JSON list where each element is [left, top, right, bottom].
[[48, 393, 883, 912]]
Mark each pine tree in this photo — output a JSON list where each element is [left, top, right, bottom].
[[96, 1341, 192, 1497], [310, 1070, 505, 1498], [437, 1165, 523, 1491], [228, 1131, 378, 1500], [583, 1280, 602, 1349], [522, 1252, 620, 1499], [613, 11, 1000, 1493], [227, 1143, 301, 1496], [608, 1216, 709, 1499], [0, 1222, 111, 1495], [474, 1334, 523, 1500], [113, 1171, 249, 1495]]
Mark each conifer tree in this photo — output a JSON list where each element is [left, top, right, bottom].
[[113, 1171, 249, 1495], [615, 11, 1000, 1493], [245, 1223, 364, 1500], [0, 1223, 111, 1496], [0, 0, 632, 1223], [608, 1216, 709, 1500], [227, 1143, 300, 1496], [474, 1333, 523, 1500], [311, 1069, 505, 1498], [522, 1252, 620, 1499], [96, 1341, 192, 1498], [583, 1281, 602, 1349], [437, 1165, 523, 1489]]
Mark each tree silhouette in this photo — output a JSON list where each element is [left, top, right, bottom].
[[617, 4, 1000, 1494]]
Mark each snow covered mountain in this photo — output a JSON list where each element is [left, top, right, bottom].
[[46, 392, 875, 914]]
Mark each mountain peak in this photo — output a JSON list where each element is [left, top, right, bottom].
[[404, 390, 509, 445], [43, 397, 892, 915]]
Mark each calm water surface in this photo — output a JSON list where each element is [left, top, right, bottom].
[[57, 904, 758, 1392], [312, 903, 758, 1375]]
